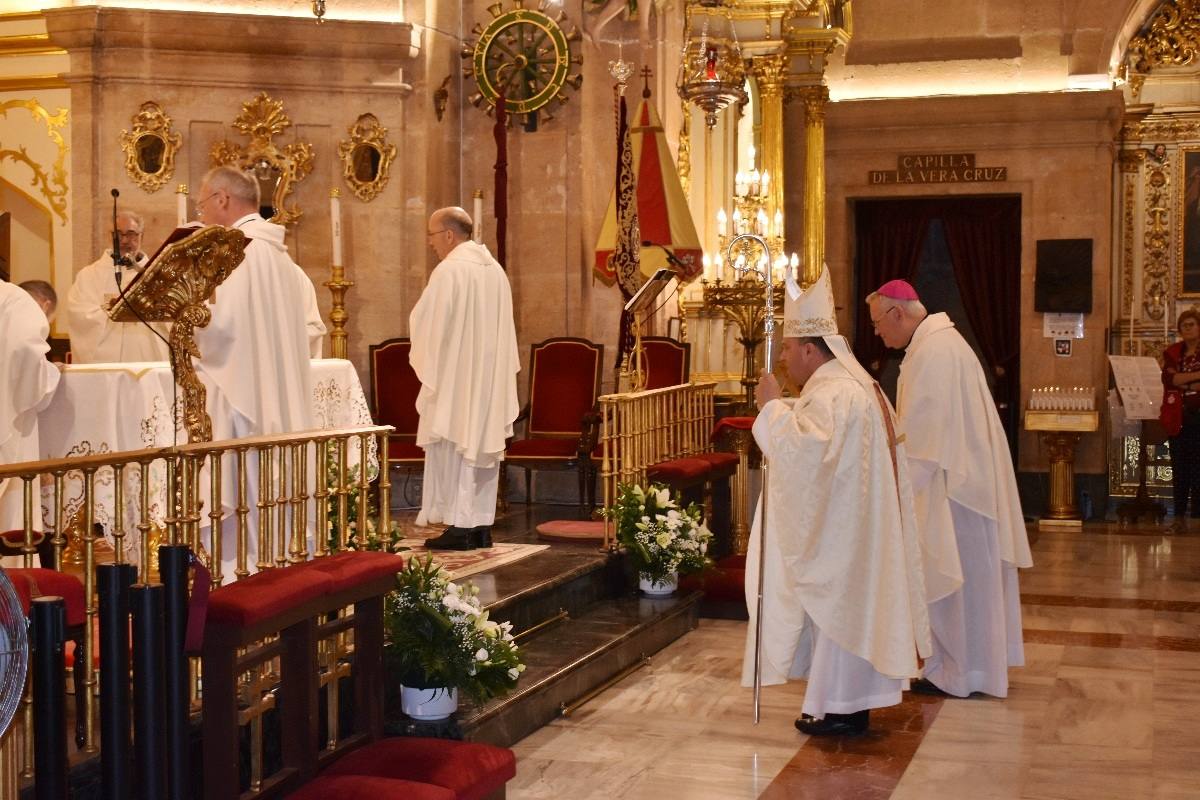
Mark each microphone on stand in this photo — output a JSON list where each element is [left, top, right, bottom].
[[111, 188, 124, 291], [642, 240, 688, 271]]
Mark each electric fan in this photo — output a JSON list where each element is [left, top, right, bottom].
[[0, 567, 29, 736]]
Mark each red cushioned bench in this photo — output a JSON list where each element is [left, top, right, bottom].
[[201, 551, 515, 800], [645, 450, 737, 536]]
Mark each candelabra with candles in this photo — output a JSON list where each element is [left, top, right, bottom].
[[705, 147, 790, 284], [699, 146, 797, 409]]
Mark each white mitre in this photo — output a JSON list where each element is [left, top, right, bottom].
[[784, 264, 876, 389]]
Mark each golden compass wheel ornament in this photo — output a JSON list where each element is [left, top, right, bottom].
[[462, 0, 583, 131]]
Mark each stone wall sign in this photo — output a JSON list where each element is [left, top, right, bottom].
[[869, 153, 1007, 185]]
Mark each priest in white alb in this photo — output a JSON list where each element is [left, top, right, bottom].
[[65, 209, 170, 363], [867, 280, 1032, 698], [193, 165, 328, 576], [410, 207, 519, 550], [0, 281, 61, 543], [743, 266, 930, 737]]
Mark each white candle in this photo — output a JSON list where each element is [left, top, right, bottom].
[[472, 190, 483, 243], [773, 210, 783, 238], [717, 208, 728, 236], [176, 184, 188, 226], [330, 189, 343, 267], [715, 253, 724, 282], [702, 253, 711, 281]]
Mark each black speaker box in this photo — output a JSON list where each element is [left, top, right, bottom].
[[1034, 239, 1092, 313]]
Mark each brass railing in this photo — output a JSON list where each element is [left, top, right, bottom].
[[598, 382, 717, 547], [0, 423, 393, 794]]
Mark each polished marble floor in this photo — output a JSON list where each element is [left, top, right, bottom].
[[509, 522, 1200, 799]]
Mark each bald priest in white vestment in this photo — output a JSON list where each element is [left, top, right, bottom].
[[742, 266, 930, 737], [867, 280, 1032, 699], [65, 209, 169, 364], [0, 281, 61, 536], [192, 166, 327, 575], [410, 207, 519, 550]]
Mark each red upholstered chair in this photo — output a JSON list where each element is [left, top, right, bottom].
[[505, 337, 605, 508], [369, 338, 425, 471], [640, 336, 691, 390], [0, 528, 56, 568]]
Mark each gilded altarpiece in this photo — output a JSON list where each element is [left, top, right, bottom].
[[1111, 0, 1200, 498], [1111, 117, 1200, 499]]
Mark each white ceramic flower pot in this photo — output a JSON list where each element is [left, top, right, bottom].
[[400, 686, 459, 720], [639, 572, 678, 596]]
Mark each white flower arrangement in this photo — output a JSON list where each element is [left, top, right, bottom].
[[384, 556, 526, 703], [605, 483, 713, 584]]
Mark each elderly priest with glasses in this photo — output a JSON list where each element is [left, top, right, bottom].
[[410, 207, 520, 551], [743, 266, 930, 737]]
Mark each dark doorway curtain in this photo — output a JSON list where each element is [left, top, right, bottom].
[[852, 195, 1022, 447], [940, 196, 1022, 445], [851, 200, 933, 376]]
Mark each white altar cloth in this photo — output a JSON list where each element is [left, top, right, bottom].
[[35, 359, 373, 561]]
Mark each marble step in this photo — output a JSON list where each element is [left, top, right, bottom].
[[471, 546, 626, 635], [457, 589, 701, 747]]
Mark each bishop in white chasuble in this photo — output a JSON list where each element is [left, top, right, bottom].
[[743, 267, 930, 736]]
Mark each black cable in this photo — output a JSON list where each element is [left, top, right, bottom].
[[109, 254, 180, 448], [644, 283, 679, 322]]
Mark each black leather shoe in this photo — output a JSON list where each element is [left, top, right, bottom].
[[794, 710, 869, 736], [424, 526, 476, 550], [471, 527, 493, 549], [909, 678, 949, 696]]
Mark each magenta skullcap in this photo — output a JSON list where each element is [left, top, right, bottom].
[[875, 279, 919, 301]]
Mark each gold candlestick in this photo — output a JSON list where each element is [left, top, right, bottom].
[[325, 264, 354, 360]]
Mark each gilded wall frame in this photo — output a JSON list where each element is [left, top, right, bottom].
[[209, 93, 314, 225], [337, 114, 396, 203], [1178, 148, 1200, 297], [119, 102, 182, 193]]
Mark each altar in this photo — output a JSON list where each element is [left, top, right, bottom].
[[35, 358, 373, 560]]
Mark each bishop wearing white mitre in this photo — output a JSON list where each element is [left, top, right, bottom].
[[742, 265, 930, 737]]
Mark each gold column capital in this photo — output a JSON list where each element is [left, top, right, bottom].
[[749, 53, 787, 96], [789, 83, 829, 115]]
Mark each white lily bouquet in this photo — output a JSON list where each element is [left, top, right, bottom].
[[605, 483, 713, 585], [384, 556, 526, 703]]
